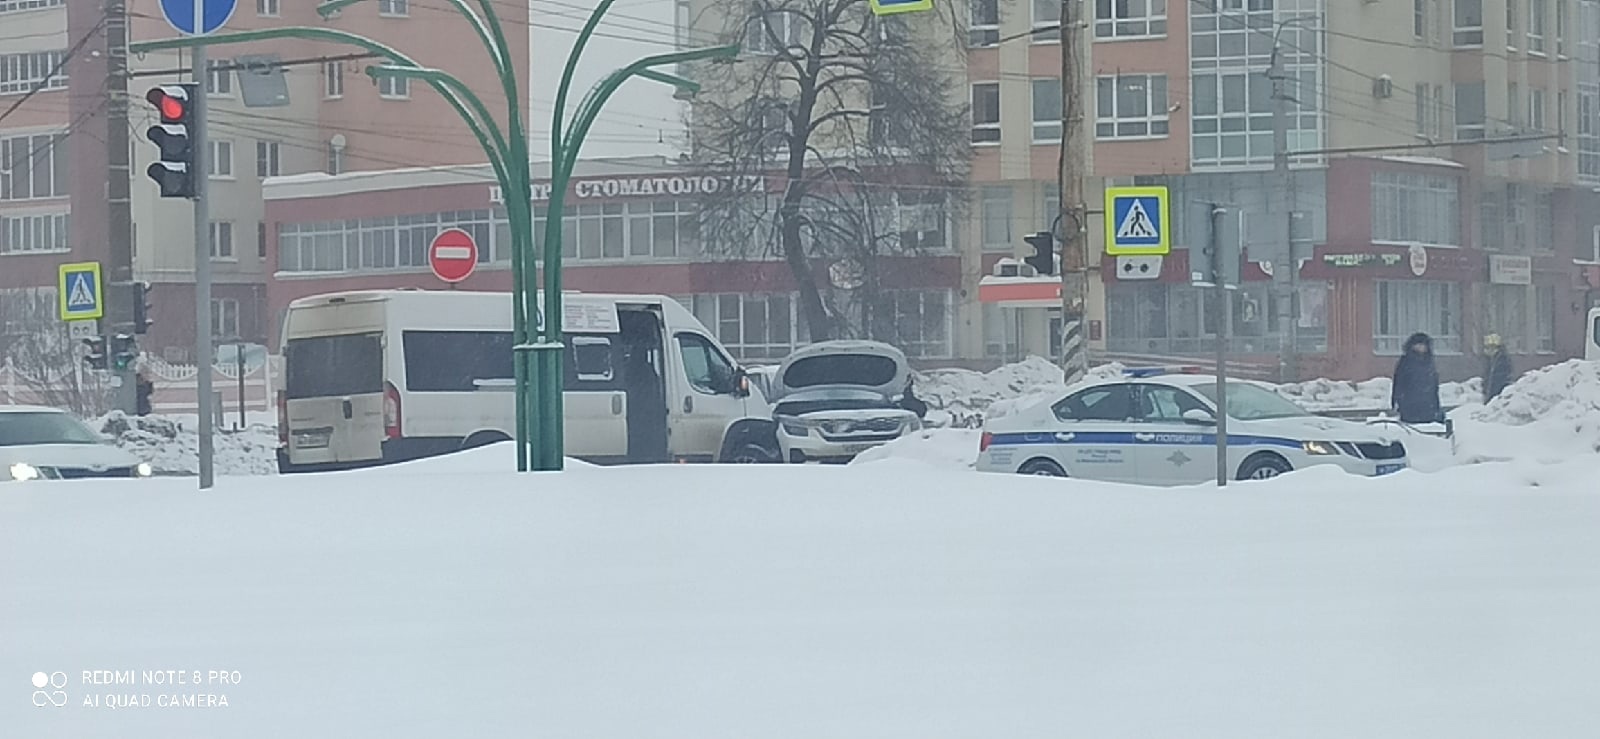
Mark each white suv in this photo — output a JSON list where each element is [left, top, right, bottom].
[[772, 340, 925, 463]]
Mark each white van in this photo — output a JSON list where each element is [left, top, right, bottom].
[[1587, 307, 1600, 361], [275, 289, 780, 473]]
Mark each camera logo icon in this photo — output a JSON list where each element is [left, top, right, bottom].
[[31, 672, 66, 708]]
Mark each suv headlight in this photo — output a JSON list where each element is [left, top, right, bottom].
[[1301, 440, 1339, 456], [134, 462, 153, 478], [777, 416, 810, 436], [8, 462, 41, 482]]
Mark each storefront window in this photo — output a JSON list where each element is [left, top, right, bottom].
[[1373, 279, 1461, 354], [1371, 171, 1461, 247], [1105, 282, 1278, 354]]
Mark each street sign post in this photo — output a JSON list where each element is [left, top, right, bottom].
[[58, 262, 105, 321], [155, 0, 233, 490], [1104, 186, 1171, 256], [158, 0, 237, 35], [428, 228, 480, 284]]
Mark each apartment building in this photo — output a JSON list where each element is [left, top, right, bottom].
[[977, 0, 1599, 380], [0, 0, 527, 362]]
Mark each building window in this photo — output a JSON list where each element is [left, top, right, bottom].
[[983, 303, 1023, 360], [1415, 0, 1427, 37], [691, 293, 801, 361], [1032, 78, 1062, 142], [257, 221, 267, 259], [1507, 0, 1519, 41], [324, 61, 344, 98], [1032, 0, 1060, 41], [1556, 0, 1569, 55], [1189, 0, 1323, 169], [0, 211, 68, 254], [1106, 282, 1280, 354], [326, 143, 344, 175], [1096, 74, 1168, 139], [1094, 0, 1167, 39], [0, 0, 66, 14], [0, 50, 68, 95], [1536, 284, 1555, 352], [1371, 171, 1461, 247], [872, 290, 952, 358], [1530, 87, 1547, 130], [209, 221, 235, 260], [969, 0, 999, 46], [255, 140, 280, 178], [205, 58, 232, 96], [1454, 0, 1484, 45], [0, 132, 68, 200], [256, 0, 278, 15], [971, 82, 1000, 144], [377, 0, 408, 16], [1374, 280, 1461, 354], [1485, 284, 1530, 352], [1454, 82, 1486, 139], [1530, 0, 1548, 52], [279, 210, 496, 273], [377, 74, 409, 99], [981, 186, 1013, 250], [1039, 181, 1060, 232], [531, 200, 699, 262], [211, 298, 240, 339], [208, 139, 234, 178], [1580, 85, 1599, 183], [1508, 82, 1522, 126], [745, 10, 804, 54]]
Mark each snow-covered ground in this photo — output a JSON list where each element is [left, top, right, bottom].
[[94, 412, 279, 477], [5, 451, 1600, 737]]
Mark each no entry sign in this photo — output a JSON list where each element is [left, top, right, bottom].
[[428, 228, 478, 284]]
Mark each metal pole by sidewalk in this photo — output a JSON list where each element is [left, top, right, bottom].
[[1211, 203, 1230, 487], [191, 17, 215, 489]]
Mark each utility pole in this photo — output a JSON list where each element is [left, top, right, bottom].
[[1268, 44, 1297, 383], [192, 37, 215, 490], [105, 0, 139, 415], [1056, 0, 1089, 384], [1210, 203, 1231, 488]]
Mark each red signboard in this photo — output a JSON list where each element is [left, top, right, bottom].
[[428, 228, 478, 283]]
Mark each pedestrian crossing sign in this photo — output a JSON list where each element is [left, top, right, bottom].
[[869, 0, 933, 15], [58, 261, 104, 321], [1104, 186, 1170, 256]]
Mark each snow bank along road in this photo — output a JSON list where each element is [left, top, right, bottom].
[[4, 450, 1600, 738]]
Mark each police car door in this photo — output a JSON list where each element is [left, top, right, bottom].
[[1048, 383, 1140, 483], [1131, 384, 1218, 485]]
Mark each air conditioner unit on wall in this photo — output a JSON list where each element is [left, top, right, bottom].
[[1372, 74, 1394, 99]]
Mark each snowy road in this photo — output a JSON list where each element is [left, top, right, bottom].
[[4, 450, 1600, 738]]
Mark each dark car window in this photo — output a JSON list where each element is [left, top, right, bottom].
[[0, 412, 102, 446], [1051, 385, 1133, 422]]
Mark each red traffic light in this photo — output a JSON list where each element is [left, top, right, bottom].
[[146, 86, 190, 123]]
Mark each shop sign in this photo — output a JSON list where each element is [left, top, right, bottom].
[[1321, 253, 1402, 268], [1489, 254, 1533, 285], [492, 175, 765, 204]]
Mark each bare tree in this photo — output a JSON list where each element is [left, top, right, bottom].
[[686, 0, 971, 341], [0, 289, 112, 416]]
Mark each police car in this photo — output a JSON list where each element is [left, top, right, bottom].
[[975, 369, 1409, 484]]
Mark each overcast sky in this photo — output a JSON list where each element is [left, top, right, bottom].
[[528, 0, 695, 162]]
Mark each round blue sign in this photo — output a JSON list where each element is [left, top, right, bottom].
[[159, 0, 237, 36]]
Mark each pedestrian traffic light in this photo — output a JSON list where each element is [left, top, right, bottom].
[[131, 281, 153, 334], [1023, 231, 1055, 275], [145, 84, 197, 199], [82, 336, 108, 371], [110, 333, 138, 372]]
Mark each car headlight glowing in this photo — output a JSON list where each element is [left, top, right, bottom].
[[134, 462, 153, 478], [1301, 440, 1339, 456], [8, 462, 41, 482]]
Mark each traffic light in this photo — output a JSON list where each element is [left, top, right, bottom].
[[1023, 231, 1055, 275], [145, 84, 197, 199], [131, 281, 153, 334], [110, 333, 138, 372], [82, 336, 108, 371]]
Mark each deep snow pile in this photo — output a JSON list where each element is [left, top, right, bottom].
[[1271, 375, 1478, 412], [94, 412, 280, 476], [1445, 359, 1600, 462], [914, 357, 1122, 428], [6, 458, 1600, 738]]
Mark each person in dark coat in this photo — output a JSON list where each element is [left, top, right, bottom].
[[1391, 332, 1442, 424], [1481, 333, 1514, 403], [899, 378, 928, 419]]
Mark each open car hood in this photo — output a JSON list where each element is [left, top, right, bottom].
[[774, 340, 910, 401]]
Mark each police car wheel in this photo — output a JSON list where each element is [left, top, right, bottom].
[[1238, 454, 1291, 480], [1018, 458, 1067, 477]]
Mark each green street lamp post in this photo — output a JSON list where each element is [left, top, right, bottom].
[[131, 0, 735, 472]]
